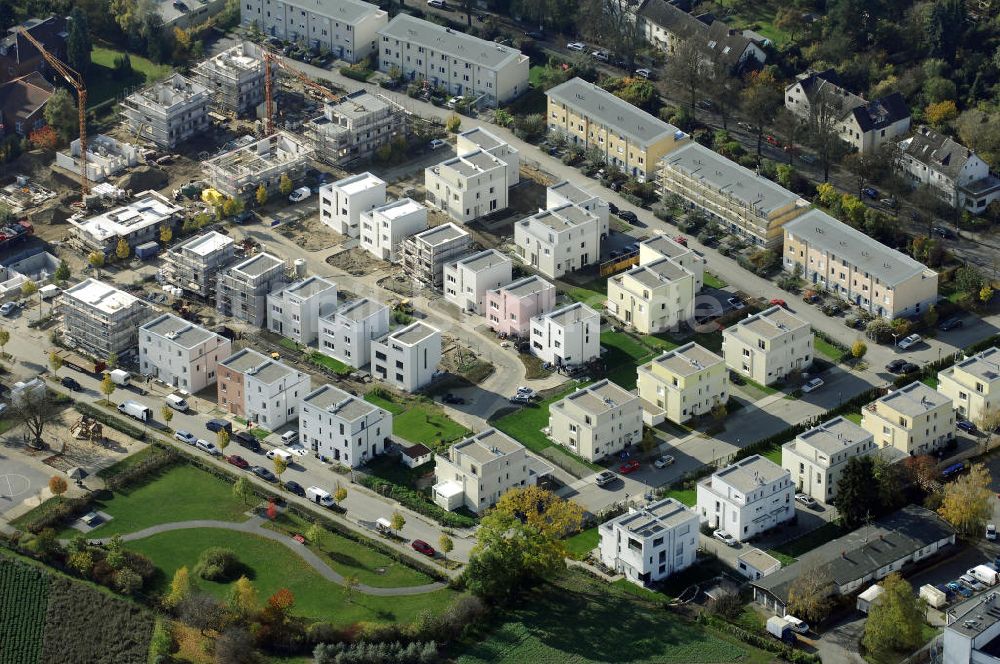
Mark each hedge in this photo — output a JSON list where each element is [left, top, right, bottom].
[[702, 615, 821, 663], [74, 402, 146, 441], [359, 476, 476, 529], [340, 67, 373, 82]]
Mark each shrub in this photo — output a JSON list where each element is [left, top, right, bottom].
[[359, 476, 475, 529], [339, 66, 373, 82], [193, 547, 240, 582]]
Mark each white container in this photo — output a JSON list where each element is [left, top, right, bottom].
[[919, 584, 947, 609], [107, 369, 131, 386]]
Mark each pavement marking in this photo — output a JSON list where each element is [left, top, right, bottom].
[[0, 474, 32, 499]]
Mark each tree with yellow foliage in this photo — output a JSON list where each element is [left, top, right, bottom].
[[255, 184, 267, 207], [116, 237, 130, 261], [925, 100, 958, 127], [938, 463, 993, 536]]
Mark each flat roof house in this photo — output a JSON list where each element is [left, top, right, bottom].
[[217, 348, 310, 428], [444, 249, 513, 314], [162, 231, 236, 300], [433, 428, 531, 513], [546, 180, 611, 230], [783, 208, 939, 319], [318, 297, 389, 370], [696, 455, 794, 542], [659, 140, 808, 248], [607, 256, 696, 334], [937, 347, 1000, 422], [599, 498, 699, 586], [216, 252, 287, 327], [370, 321, 441, 392], [299, 383, 391, 467], [319, 171, 387, 238], [514, 203, 602, 279], [360, 198, 428, 263], [485, 275, 556, 339], [140, 314, 232, 393], [457, 127, 520, 188], [639, 233, 705, 291], [59, 278, 154, 364], [121, 74, 210, 149], [203, 131, 314, 201], [722, 306, 812, 386], [548, 379, 643, 462], [70, 190, 182, 256], [425, 149, 510, 223], [861, 381, 955, 456], [943, 593, 1000, 664], [304, 90, 406, 165], [546, 77, 685, 183], [529, 302, 601, 367], [637, 342, 727, 426], [781, 416, 876, 504], [400, 222, 472, 288], [190, 42, 265, 116], [267, 276, 338, 345], [242, 0, 388, 63], [737, 548, 782, 581], [377, 14, 529, 107]]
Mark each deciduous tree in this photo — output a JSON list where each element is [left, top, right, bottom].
[[227, 576, 259, 620], [390, 510, 406, 535], [255, 184, 267, 207], [49, 351, 63, 377], [44, 89, 76, 142], [10, 388, 61, 448], [787, 563, 836, 624], [217, 428, 230, 454], [741, 70, 783, 161], [54, 260, 70, 282], [439, 534, 454, 563], [116, 237, 130, 261], [666, 39, 705, 116], [233, 476, 256, 507], [938, 463, 993, 536], [344, 574, 360, 603], [49, 475, 68, 499], [333, 483, 347, 506], [164, 565, 192, 608], [159, 225, 172, 244], [273, 456, 288, 484], [863, 573, 925, 655], [446, 114, 462, 133], [160, 405, 173, 425], [851, 340, 867, 359], [100, 374, 116, 405], [0, 327, 10, 360]]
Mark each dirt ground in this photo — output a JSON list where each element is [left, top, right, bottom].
[[276, 213, 344, 251], [327, 247, 392, 275]]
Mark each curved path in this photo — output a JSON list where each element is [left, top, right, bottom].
[[87, 516, 447, 596]]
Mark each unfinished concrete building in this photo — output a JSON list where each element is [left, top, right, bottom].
[[55, 134, 141, 183], [304, 90, 406, 165], [401, 222, 473, 288], [203, 131, 314, 201], [163, 230, 237, 299], [59, 278, 155, 364], [190, 43, 265, 116], [70, 190, 182, 256], [121, 73, 210, 149], [216, 252, 288, 326]]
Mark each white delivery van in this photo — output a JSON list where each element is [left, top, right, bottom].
[[375, 517, 393, 534], [306, 486, 334, 507], [971, 565, 999, 586], [165, 394, 189, 412], [265, 448, 294, 464], [118, 400, 152, 421], [107, 369, 131, 386], [39, 285, 60, 300]]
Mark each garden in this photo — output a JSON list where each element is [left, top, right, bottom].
[[364, 389, 470, 452], [88, 46, 172, 107]]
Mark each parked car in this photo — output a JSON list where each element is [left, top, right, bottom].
[[428, 138, 446, 150], [886, 359, 907, 373], [769, 298, 787, 308], [802, 378, 824, 393], [197, 439, 222, 456], [653, 455, 675, 469], [595, 470, 617, 487], [60, 376, 82, 391], [174, 431, 197, 445], [251, 465, 277, 482], [206, 418, 232, 433], [802, 292, 821, 304], [988, 524, 997, 541], [427, 0, 445, 7], [713, 530, 737, 547], [795, 493, 817, 508], [525, 30, 544, 39], [728, 370, 745, 385], [785, 616, 809, 634], [958, 420, 978, 434], [619, 459, 641, 474], [442, 393, 465, 404], [567, 42, 586, 51], [0, 302, 18, 316], [516, 386, 537, 399], [591, 50, 609, 61], [288, 186, 311, 203], [635, 68, 653, 79], [932, 226, 955, 239], [961, 575, 986, 592], [608, 202, 619, 215], [948, 581, 974, 597], [509, 394, 532, 404], [618, 210, 638, 224], [939, 317, 964, 331], [445, 96, 462, 109], [411, 539, 436, 556], [281, 430, 299, 445], [286, 444, 308, 457], [900, 362, 920, 374], [727, 297, 745, 310], [284, 480, 306, 496], [861, 187, 879, 199], [897, 334, 922, 350], [227, 455, 249, 469], [234, 431, 262, 453]]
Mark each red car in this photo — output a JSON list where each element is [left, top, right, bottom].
[[411, 539, 436, 556], [226, 454, 249, 469], [765, 134, 779, 146], [619, 460, 641, 474], [769, 298, 787, 308]]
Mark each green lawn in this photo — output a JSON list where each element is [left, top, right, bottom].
[[703, 272, 727, 289], [843, 412, 863, 425], [814, 334, 846, 362], [57, 464, 250, 538], [263, 512, 435, 588], [922, 376, 939, 389], [564, 527, 599, 560], [364, 392, 469, 450], [88, 46, 172, 107], [126, 528, 459, 626], [565, 278, 608, 308], [600, 331, 656, 390], [664, 488, 696, 506], [761, 446, 782, 465], [309, 352, 352, 376], [456, 571, 772, 663]]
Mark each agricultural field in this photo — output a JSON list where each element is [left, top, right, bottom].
[[0, 554, 153, 664], [455, 571, 772, 663]]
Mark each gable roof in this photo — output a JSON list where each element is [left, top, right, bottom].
[[848, 92, 909, 133], [0, 71, 54, 129], [901, 125, 978, 180], [636, 0, 757, 67]]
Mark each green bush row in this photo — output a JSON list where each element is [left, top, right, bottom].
[[340, 67, 373, 82], [73, 402, 146, 441], [359, 476, 476, 529]]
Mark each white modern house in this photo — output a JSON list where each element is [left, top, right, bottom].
[[514, 203, 602, 279], [697, 455, 795, 542], [546, 181, 610, 231], [359, 198, 428, 262], [529, 302, 601, 367], [443, 249, 513, 314], [377, 14, 529, 107], [548, 379, 643, 462], [606, 257, 696, 334], [217, 349, 310, 429], [319, 172, 386, 237], [267, 276, 338, 345], [737, 549, 782, 581], [425, 149, 510, 223], [318, 297, 390, 370], [457, 127, 520, 187], [370, 321, 441, 392], [241, 0, 388, 63], [781, 416, 877, 504], [432, 428, 530, 513], [722, 306, 813, 386], [598, 498, 699, 586], [937, 346, 1000, 422], [139, 314, 233, 393], [299, 383, 392, 467]]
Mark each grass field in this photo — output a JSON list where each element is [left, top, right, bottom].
[[127, 528, 459, 626], [563, 527, 599, 560], [456, 571, 771, 663], [703, 272, 727, 289], [565, 278, 609, 309], [761, 446, 782, 465], [88, 47, 172, 107], [309, 352, 352, 376], [664, 488, 696, 506], [493, 382, 590, 461], [769, 522, 847, 562], [843, 411, 863, 425], [600, 331, 655, 389], [57, 464, 250, 538], [814, 335, 846, 362], [0, 556, 49, 664], [921, 376, 939, 389], [365, 392, 470, 449]]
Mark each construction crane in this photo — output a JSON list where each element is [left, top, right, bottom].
[[19, 28, 89, 199], [261, 48, 356, 135]]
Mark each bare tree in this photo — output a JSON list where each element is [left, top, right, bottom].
[[665, 38, 706, 116], [776, 108, 806, 165], [706, 59, 740, 130], [10, 389, 62, 449], [806, 88, 851, 182], [579, 0, 644, 69]]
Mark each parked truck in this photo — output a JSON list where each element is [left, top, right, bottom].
[[106, 369, 131, 387], [766, 616, 796, 644], [971, 565, 999, 586], [52, 349, 107, 375]]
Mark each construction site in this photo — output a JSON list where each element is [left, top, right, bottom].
[[303, 89, 407, 165], [54, 134, 142, 184], [202, 131, 315, 200], [120, 73, 212, 149], [190, 42, 266, 117]]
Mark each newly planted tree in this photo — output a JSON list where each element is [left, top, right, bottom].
[[100, 374, 116, 405]]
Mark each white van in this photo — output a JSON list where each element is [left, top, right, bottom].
[[265, 448, 294, 464], [306, 486, 334, 507], [39, 285, 61, 300], [106, 369, 131, 387], [165, 394, 189, 412], [118, 400, 152, 421], [375, 517, 393, 534]]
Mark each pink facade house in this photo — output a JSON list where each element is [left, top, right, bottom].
[[485, 275, 557, 338]]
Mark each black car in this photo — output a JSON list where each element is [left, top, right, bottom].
[[932, 226, 955, 239], [251, 466, 277, 482], [608, 202, 619, 215], [442, 393, 465, 405], [618, 210, 638, 224], [728, 370, 745, 385], [886, 359, 907, 373], [207, 418, 233, 434], [900, 362, 920, 374], [939, 317, 964, 331], [525, 30, 544, 40], [284, 481, 305, 496], [234, 431, 262, 453], [61, 376, 82, 391]]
